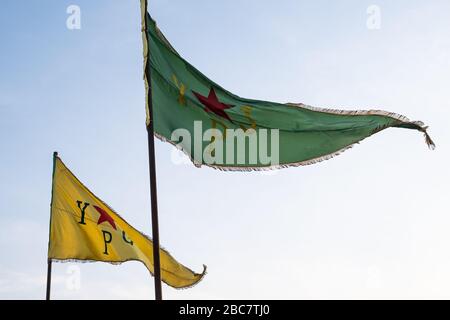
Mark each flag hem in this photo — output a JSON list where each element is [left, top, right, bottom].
[[48, 221, 207, 288], [288, 103, 435, 149], [140, 0, 151, 126], [153, 104, 435, 172], [49, 258, 207, 290]]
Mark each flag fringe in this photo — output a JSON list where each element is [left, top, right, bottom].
[[50, 258, 207, 290], [155, 131, 354, 171], [288, 103, 435, 150], [287, 103, 436, 150], [153, 102, 435, 172], [289, 102, 414, 121]]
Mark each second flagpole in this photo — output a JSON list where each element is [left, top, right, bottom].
[[141, 0, 163, 300], [46, 151, 58, 300]]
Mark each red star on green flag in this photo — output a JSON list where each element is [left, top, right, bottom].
[[193, 87, 234, 123]]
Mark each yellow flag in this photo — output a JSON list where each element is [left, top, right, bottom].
[[48, 154, 206, 289]]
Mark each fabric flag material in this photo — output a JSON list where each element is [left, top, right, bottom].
[[140, 1, 434, 171], [48, 155, 206, 289]]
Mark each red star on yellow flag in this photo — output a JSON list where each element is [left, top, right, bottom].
[[94, 205, 117, 230]]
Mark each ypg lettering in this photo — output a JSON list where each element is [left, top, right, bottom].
[[76, 200, 89, 225], [102, 230, 112, 255], [75, 200, 133, 255]]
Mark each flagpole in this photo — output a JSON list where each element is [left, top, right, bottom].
[[46, 151, 58, 300], [142, 0, 163, 300], [146, 110, 163, 301], [46, 259, 52, 300]]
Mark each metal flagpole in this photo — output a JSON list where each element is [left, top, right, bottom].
[[142, 0, 163, 300], [146, 103, 163, 301], [46, 151, 58, 300], [46, 259, 52, 300]]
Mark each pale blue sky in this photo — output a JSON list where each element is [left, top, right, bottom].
[[0, 0, 449, 299]]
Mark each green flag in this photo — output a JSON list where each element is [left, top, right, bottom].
[[140, 3, 434, 171]]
